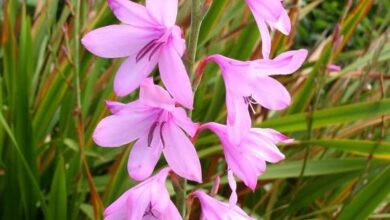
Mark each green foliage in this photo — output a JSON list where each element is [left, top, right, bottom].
[[0, 0, 389, 219]]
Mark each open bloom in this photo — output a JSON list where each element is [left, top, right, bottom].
[[104, 168, 182, 220], [206, 49, 307, 143], [245, 0, 291, 58], [201, 122, 290, 189], [93, 78, 202, 182], [82, 0, 193, 108], [193, 190, 255, 220]]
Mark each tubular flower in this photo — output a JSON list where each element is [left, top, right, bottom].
[[206, 49, 307, 143], [244, 0, 291, 58], [193, 190, 255, 220], [200, 122, 290, 189], [93, 78, 202, 182], [104, 168, 182, 220], [81, 0, 193, 109]]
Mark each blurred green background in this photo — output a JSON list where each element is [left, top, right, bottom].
[[0, 0, 389, 219]]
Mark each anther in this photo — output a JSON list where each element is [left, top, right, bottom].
[[148, 121, 159, 147], [159, 122, 167, 148], [136, 39, 157, 62]]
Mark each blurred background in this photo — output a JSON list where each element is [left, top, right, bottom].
[[0, 0, 389, 219]]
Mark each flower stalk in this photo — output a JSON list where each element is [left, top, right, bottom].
[[176, 0, 210, 217]]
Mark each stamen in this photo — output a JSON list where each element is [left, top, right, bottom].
[[159, 122, 166, 147], [244, 95, 257, 114], [136, 39, 157, 62], [148, 121, 159, 147], [136, 39, 165, 63], [248, 102, 256, 114], [148, 42, 164, 61]]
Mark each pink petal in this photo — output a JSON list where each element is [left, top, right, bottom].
[[246, 0, 291, 35], [104, 100, 147, 115], [146, 0, 178, 27], [127, 137, 163, 181], [108, 0, 156, 27], [228, 170, 237, 207], [104, 189, 130, 220], [253, 49, 308, 75], [194, 190, 255, 220], [127, 190, 153, 220], [245, 130, 285, 163], [162, 122, 202, 182], [81, 25, 157, 58], [199, 122, 226, 139], [224, 146, 260, 190], [251, 76, 291, 110], [159, 200, 182, 220], [114, 53, 158, 97], [159, 45, 193, 109], [170, 26, 186, 56], [258, 128, 293, 143], [139, 78, 175, 110], [171, 107, 198, 137], [273, 9, 291, 35], [255, 18, 271, 59], [93, 110, 158, 147], [226, 93, 251, 145], [246, 0, 280, 23]]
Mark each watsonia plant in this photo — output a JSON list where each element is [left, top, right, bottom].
[[0, 0, 389, 220]]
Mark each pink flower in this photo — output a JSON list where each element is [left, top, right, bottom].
[[245, 0, 291, 58], [93, 78, 202, 182], [104, 168, 182, 220], [206, 49, 307, 143], [81, 0, 193, 109], [193, 190, 255, 220], [200, 122, 290, 189]]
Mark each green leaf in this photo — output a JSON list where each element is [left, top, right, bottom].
[[336, 166, 390, 220], [48, 157, 67, 220], [296, 139, 390, 158], [260, 98, 390, 132]]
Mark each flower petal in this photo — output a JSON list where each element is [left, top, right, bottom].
[[146, 0, 178, 27], [251, 76, 291, 110], [108, 0, 156, 27], [273, 9, 291, 35], [226, 93, 251, 145], [224, 145, 260, 190], [127, 189, 153, 220], [257, 19, 271, 59], [159, 200, 182, 220], [159, 44, 193, 109], [104, 189, 131, 220], [246, 129, 286, 163], [114, 53, 159, 97], [171, 107, 198, 137], [139, 78, 175, 110], [128, 137, 163, 181], [194, 190, 255, 220], [162, 122, 202, 182], [258, 128, 293, 143], [253, 49, 308, 75], [93, 109, 158, 147], [228, 170, 238, 207], [81, 25, 157, 58], [104, 100, 147, 115]]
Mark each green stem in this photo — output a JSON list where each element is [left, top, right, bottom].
[[185, 0, 204, 80], [175, 0, 208, 218]]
